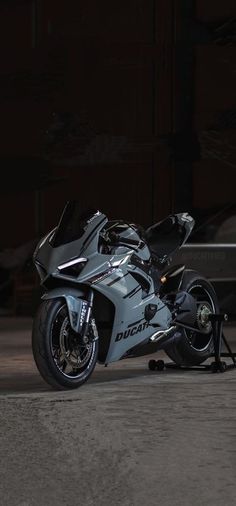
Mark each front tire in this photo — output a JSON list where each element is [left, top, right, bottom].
[[165, 270, 219, 366], [32, 299, 98, 390]]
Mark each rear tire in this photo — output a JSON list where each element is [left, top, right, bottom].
[[165, 270, 219, 366], [32, 299, 98, 390]]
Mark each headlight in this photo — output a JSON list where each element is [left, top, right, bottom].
[[58, 258, 87, 277]]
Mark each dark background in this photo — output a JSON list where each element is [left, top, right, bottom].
[[0, 0, 236, 313]]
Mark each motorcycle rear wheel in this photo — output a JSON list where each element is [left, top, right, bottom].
[[32, 299, 98, 390], [165, 269, 219, 366]]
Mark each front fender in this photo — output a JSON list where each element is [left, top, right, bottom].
[[42, 288, 89, 333]]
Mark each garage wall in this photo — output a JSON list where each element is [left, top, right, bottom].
[[0, 0, 175, 246], [193, 0, 236, 214], [2, 1, 234, 248]]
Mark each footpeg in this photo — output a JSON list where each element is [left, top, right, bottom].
[[149, 325, 176, 343]]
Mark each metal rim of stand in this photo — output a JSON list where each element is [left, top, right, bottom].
[[148, 313, 236, 373]]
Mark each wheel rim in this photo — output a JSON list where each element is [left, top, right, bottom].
[[184, 284, 216, 352], [50, 304, 96, 379]]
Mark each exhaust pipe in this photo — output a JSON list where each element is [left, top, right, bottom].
[[149, 325, 177, 345]]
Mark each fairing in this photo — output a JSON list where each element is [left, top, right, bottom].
[[34, 203, 194, 364]]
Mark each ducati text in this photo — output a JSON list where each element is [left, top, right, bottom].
[[115, 321, 149, 341]]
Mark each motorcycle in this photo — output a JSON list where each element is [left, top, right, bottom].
[[32, 201, 218, 389]]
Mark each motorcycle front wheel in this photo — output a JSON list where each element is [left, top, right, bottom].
[[32, 299, 98, 390], [165, 269, 219, 366]]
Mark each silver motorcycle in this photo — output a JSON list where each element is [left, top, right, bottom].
[[32, 201, 218, 389]]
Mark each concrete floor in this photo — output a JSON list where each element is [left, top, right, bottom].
[[1, 317, 236, 505]]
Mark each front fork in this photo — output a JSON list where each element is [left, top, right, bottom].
[[82, 290, 94, 338], [81, 290, 99, 344]]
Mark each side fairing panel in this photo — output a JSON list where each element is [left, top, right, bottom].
[[92, 266, 172, 363]]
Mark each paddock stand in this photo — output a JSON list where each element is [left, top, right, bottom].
[[148, 313, 236, 373]]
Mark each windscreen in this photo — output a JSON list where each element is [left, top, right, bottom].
[[50, 201, 101, 247]]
